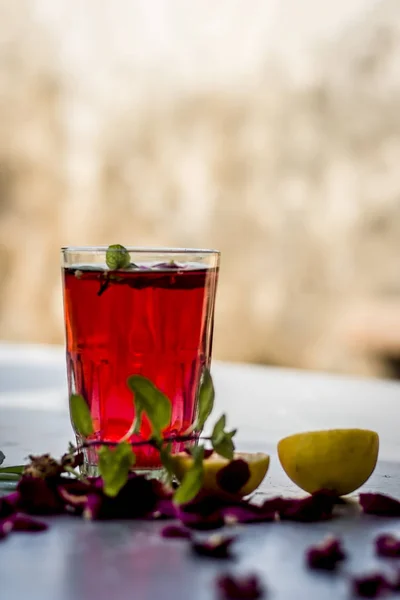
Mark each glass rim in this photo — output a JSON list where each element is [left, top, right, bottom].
[[61, 246, 220, 255]]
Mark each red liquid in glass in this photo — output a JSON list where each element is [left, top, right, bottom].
[[63, 264, 218, 468]]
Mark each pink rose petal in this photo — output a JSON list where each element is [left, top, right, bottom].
[[306, 536, 346, 570], [161, 524, 192, 539], [351, 573, 389, 598], [216, 573, 265, 599], [375, 533, 400, 558], [360, 493, 400, 517], [192, 534, 235, 559]]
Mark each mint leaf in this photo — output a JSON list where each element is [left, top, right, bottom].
[[194, 368, 214, 431], [173, 445, 204, 505], [70, 394, 94, 437], [127, 375, 171, 439], [211, 414, 236, 460], [98, 442, 135, 497], [211, 414, 226, 439], [160, 443, 177, 485], [106, 244, 130, 270]]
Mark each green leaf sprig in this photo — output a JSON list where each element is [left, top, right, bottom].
[[33, 368, 236, 503]]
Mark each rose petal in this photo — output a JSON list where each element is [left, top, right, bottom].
[[351, 573, 389, 598], [216, 460, 251, 495], [151, 499, 178, 520], [375, 533, 400, 558], [222, 503, 276, 525], [84, 474, 165, 520], [161, 524, 192, 539], [0, 517, 14, 540], [0, 492, 20, 518], [216, 573, 265, 599], [177, 494, 225, 530], [279, 491, 336, 522], [360, 493, 400, 517], [12, 514, 48, 532], [192, 534, 235, 559], [306, 536, 346, 570], [17, 476, 64, 515], [387, 568, 400, 591]]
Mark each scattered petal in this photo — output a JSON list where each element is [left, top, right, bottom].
[[216, 573, 265, 599], [23, 454, 63, 479], [387, 568, 400, 591], [161, 524, 192, 539], [360, 494, 400, 517], [351, 573, 389, 598], [192, 534, 235, 559], [375, 534, 400, 558], [222, 502, 276, 525], [17, 476, 64, 515], [151, 498, 177, 520], [0, 517, 13, 540], [0, 492, 20, 518], [216, 460, 251, 495], [12, 514, 48, 533], [177, 495, 225, 530], [306, 536, 346, 570], [83, 474, 167, 520], [279, 491, 336, 522]]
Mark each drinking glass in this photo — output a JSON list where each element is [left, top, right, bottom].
[[61, 247, 220, 474]]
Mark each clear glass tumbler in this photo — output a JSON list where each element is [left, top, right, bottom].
[[61, 247, 220, 474]]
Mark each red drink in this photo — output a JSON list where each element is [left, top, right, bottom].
[[62, 252, 219, 470]]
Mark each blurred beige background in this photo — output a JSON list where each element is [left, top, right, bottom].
[[1, 0, 400, 378]]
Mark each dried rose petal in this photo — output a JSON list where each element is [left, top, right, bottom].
[[17, 476, 64, 515], [279, 491, 335, 522], [150, 498, 177, 520], [306, 536, 346, 570], [375, 534, 400, 558], [84, 474, 166, 520], [179, 507, 224, 530], [216, 573, 265, 599], [0, 492, 20, 518], [192, 534, 235, 559], [360, 493, 400, 517], [177, 494, 225, 530], [387, 568, 400, 591], [222, 502, 276, 525], [23, 454, 63, 479], [12, 514, 48, 533], [216, 460, 251, 495], [351, 573, 389, 598], [161, 524, 192, 539], [0, 517, 14, 540]]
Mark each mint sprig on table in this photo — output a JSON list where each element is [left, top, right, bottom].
[[0, 367, 235, 504]]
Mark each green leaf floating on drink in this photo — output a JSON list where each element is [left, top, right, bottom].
[[105, 244, 131, 270], [70, 394, 94, 437]]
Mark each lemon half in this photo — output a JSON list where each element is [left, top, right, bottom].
[[171, 451, 270, 497], [278, 428, 379, 496]]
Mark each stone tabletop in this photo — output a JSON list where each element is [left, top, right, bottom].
[[1, 343, 400, 599]]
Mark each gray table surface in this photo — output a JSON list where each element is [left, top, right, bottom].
[[1, 343, 400, 600]]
